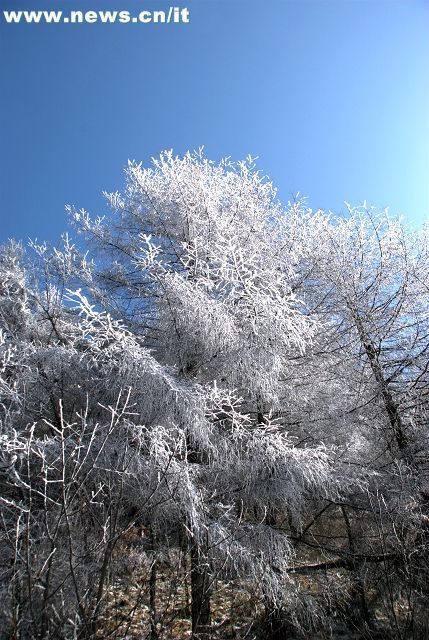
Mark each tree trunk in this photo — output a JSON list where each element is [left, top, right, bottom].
[[149, 526, 158, 640], [341, 506, 372, 628], [190, 537, 211, 639], [349, 304, 408, 452]]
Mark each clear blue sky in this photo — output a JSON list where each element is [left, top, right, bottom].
[[1, 0, 428, 244]]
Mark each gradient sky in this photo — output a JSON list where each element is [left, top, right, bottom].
[[1, 0, 428, 245]]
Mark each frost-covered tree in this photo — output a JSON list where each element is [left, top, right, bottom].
[[1, 151, 428, 639], [272, 202, 429, 635], [64, 151, 347, 637], [0, 158, 339, 639]]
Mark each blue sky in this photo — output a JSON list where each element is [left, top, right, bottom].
[[1, 0, 428, 245]]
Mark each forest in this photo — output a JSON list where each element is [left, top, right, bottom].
[[0, 150, 428, 639]]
